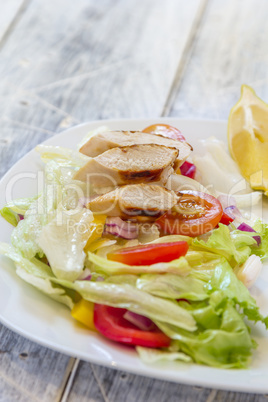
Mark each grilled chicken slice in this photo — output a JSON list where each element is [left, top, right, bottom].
[[79, 130, 192, 167], [88, 183, 179, 218], [74, 144, 178, 187]]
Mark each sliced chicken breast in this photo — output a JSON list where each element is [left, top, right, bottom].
[[79, 130, 192, 167], [88, 183, 179, 218], [74, 144, 178, 187]]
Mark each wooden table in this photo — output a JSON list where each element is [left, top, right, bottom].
[[1, 0, 268, 400]]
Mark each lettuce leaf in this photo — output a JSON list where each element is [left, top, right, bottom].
[[0, 207, 19, 227], [9, 158, 89, 260], [16, 265, 74, 309], [207, 259, 268, 327], [136, 273, 208, 301], [156, 301, 254, 368], [35, 144, 90, 168], [52, 278, 197, 331], [38, 209, 93, 281], [252, 221, 268, 260], [87, 252, 191, 276], [0, 243, 74, 308], [192, 224, 256, 265], [0, 196, 38, 227], [136, 345, 192, 363]]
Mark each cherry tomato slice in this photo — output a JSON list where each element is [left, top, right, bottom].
[[142, 123, 186, 142], [94, 305, 171, 348], [156, 191, 223, 237], [107, 241, 189, 265]]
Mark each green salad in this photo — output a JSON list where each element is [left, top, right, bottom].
[[1, 123, 268, 369]]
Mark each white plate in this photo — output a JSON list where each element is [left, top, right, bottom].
[[1, 118, 268, 393]]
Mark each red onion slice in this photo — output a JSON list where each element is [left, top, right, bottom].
[[237, 223, 261, 246], [180, 161, 196, 179], [104, 217, 139, 239], [224, 205, 243, 220], [123, 311, 155, 331], [78, 268, 92, 280]]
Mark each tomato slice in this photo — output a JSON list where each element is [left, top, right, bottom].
[[94, 304, 171, 348], [156, 191, 223, 237], [219, 211, 234, 226], [142, 123, 186, 142], [107, 241, 188, 265]]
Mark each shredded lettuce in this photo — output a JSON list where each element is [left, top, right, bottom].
[[0, 207, 19, 227], [38, 209, 93, 281], [11, 196, 50, 259], [87, 252, 191, 276], [1, 129, 268, 370], [149, 234, 193, 245], [35, 144, 90, 167], [136, 273, 208, 301], [136, 345, 192, 363], [0, 196, 37, 227], [16, 265, 74, 309], [52, 278, 197, 332], [51, 254, 267, 368], [8, 158, 88, 260], [0, 243, 74, 308]]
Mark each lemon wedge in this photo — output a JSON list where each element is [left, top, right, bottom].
[[228, 85, 268, 195]]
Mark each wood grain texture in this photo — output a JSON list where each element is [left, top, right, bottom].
[[2, 0, 268, 401], [0, 326, 71, 402], [0, 0, 201, 124], [169, 0, 268, 120], [0, 0, 26, 44], [67, 362, 213, 402], [212, 391, 268, 402], [0, 0, 205, 401]]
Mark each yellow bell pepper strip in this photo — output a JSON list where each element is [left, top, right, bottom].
[[71, 299, 97, 331], [84, 214, 107, 252], [85, 237, 115, 253]]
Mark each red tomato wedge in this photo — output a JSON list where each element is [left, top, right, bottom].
[[156, 191, 223, 237], [219, 211, 234, 226], [142, 123, 186, 142], [107, 241, 189, 265], [94, 305, 171, 348]]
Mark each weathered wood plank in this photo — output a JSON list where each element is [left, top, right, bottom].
[[67, 362, 213, 402], [169, 0, 268, 120], [0, 0, 202, 134], [0, 0, 26, 44], [213, 391, 268, 402], [4, 0, 268, 401], [0, 0, 204, 401], [166, 0, 268, 400], [0, 325, 71, 402]]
